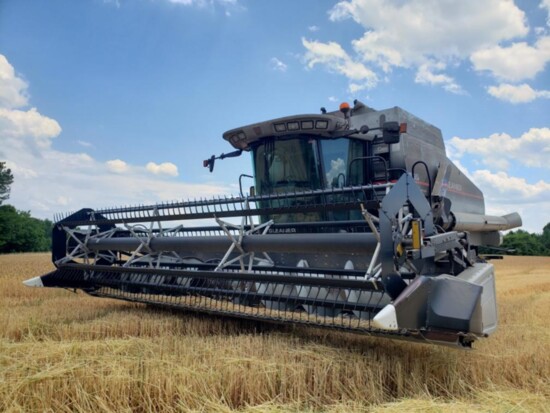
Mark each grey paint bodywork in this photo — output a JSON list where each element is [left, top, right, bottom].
[[23, 100, 521, 349], [222, 101, 520, 246], [392, 262, 496, 337]]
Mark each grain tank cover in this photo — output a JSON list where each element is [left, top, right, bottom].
[[348, 106, 445, 150]]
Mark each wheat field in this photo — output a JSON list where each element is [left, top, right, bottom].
[[0, 253, 549, 412]]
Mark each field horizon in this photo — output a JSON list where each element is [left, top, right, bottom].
[[1, 253, 549, 412]]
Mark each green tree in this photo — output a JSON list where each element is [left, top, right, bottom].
[[0, 162, 14, 205], [501, 229, 548, 256], [0, 205, 53, 253], [541, 222, 550, 252]]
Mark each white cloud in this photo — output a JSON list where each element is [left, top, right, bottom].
[[329, 0, 527, 66], [415, 61, 464, 94], [106, 159, 129, 173], [308, 25, 320, 32], [6, 144, 229, 218], [4, 161, 38, 179], [56, 195, 69, 206], [541, 0, 550, 26], [328, 96, 339, 102], [146, 162, 179, 176], [3, 135, 229, 218], [0, 54, 29, 109], [472, 169, 550, 202], [470, 37, 550, 81], [0, 107, 62, 148], [302, 37, 378, 92], [166, 0, 243, 13], [0, 55, 61, 149], [270, 57, 288, 72], [302, 0, 537, 93], [448, 128, 550, 171], [77, 140, 93, 148], [487, 83, 550, 103], [469, 170, 550, 233], [169, 0, 199, 5], [45, 151, 95, 170]]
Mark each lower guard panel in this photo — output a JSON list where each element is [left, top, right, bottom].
[[38, 264, 476, 348]]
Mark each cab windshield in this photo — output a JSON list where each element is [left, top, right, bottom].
[[253, 135, 364, 194], [253, 137, 322, 194], [252, 135, 365, 223]]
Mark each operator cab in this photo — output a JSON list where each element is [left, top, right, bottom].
[[205, 101, 409, 223]]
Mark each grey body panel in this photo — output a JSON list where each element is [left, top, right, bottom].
[[391, 262, 497, 336], [25, 101, 522, 349], [456, 263, 498, 335]]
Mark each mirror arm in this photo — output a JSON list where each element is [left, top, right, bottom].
[[329, 125, 371, 139], [203, 149, 243, 173]]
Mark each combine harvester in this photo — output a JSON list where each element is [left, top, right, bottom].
[[25, 101, 521, 348]]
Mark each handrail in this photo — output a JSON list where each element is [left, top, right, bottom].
[[411, 161, 432, 205], [239, 174, 254, 198], [347, 155, 388, 186]]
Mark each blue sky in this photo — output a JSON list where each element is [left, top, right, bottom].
[[0, 0, 549, 232]]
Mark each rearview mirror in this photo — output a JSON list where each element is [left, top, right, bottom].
[[382, 121, 401, 144], [203, 155, 216, 173]]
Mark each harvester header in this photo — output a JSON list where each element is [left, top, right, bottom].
[[25, 100, 521, 348]]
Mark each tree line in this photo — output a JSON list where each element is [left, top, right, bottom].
[[1, 161, 549, 255], [499, 223, 550, 256], [0, 162, 52, 253]]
